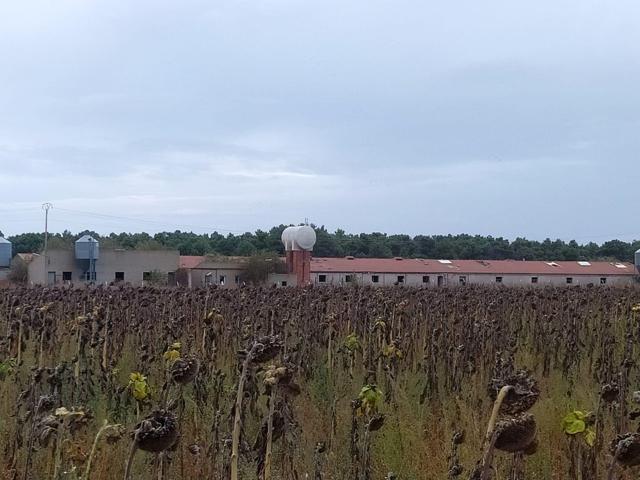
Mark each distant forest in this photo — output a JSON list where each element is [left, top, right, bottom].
[[2, 226, 639, 263]]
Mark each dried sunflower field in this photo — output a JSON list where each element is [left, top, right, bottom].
[[1, 285, 640, 480]]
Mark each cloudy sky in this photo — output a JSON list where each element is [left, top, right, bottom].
[[0, 0, 638, 241]]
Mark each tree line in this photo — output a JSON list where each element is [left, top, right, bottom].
[[2, 226, 639, 263]]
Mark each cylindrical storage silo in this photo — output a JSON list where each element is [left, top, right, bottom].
[[75, 235, 100, 260], [0, 237, 11, 268], [635, 249, 640, 273]]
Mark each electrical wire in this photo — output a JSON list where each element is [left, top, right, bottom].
[[51, 207, 247, 233]]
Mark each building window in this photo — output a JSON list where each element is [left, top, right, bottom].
[[437, 275, 444, 287], [566, 277, 573, 284], [143, 272, 151, 281], [531, 277, 538, 284], [495, 276, 503, 283], [83, 271, 96, 281], [62, 272, 72, 281], [397, 275, 405, 284], [281, 281, 287, 287], [235, 275, 240, 284], [459, 276, 467, 285], [371, 275, 379, 283], [600, 277, 607, 285], [115, 272, 124, 282], [318, 274, 327, 283], [345, 274, 353, 283], [219, 275, 226, 286], [422, 275, 430, 283]]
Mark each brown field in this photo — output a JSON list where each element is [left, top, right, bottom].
[[1, 284, 640, 479]]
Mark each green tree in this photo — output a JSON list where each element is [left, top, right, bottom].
[[241, 253, 285, 285]]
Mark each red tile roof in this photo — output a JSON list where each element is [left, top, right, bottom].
[[17, 253, 38, 264], [179, 256, 205, 269], [179, 255, 267, 269], [310, 257, 637, 276]]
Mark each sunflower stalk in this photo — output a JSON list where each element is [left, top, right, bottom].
[[480, 385, 513, 480], [84, 420, 122, 480], [230, 343, 258, 480], [264, 389, 277, 480]]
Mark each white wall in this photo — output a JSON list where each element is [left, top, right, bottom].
[[313, 272, 443, 287], [312, 271, 636, 287], [26, 249, 179, 286]]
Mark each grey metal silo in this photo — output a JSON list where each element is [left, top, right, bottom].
[[0, 237, 11, 268], [75, 235, 99, 282], [635, 249, 640, 273], [75, 235, 100, 259]]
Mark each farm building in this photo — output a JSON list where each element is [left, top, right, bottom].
[[175, 228, 639, 287], [13, 236, 180, 286], [309, 257, 637, 287], [176, 255, 295, 288], [0, 237, 11, 282], [2, 227, 639, 288], [177, 255, 251, 288], [175, 254, 638, 288]]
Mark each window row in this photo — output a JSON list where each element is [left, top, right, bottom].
[[318, 274, 437, 284], [317, 274, 610, 285], [455, 275, 608, 285], [203, 274, 242, 286], [47, 271, 177, 282]]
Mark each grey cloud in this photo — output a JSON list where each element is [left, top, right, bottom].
[[0, 0, 638, 240]]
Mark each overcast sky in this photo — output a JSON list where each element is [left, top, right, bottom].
[[0, 0, 638, 241]]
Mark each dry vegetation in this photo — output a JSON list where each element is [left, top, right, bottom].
[[1, 284, 640, 479]]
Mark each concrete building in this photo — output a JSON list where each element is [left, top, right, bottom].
[[174, 228, 639, 288], [310, 257, 638, 287], [176, 226, 317, 288], [4, 226, 637, 289], [178, 255, 249, 288], [17, 248, 180, 286], [0, 237, 11, 282], [176, 255, 297, 288]]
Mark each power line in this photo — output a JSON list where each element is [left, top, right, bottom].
[[53, 207, 246, 234]]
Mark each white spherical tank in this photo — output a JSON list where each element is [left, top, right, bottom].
[[281, 225, 316, 251]]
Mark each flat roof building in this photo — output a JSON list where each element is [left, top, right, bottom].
[[16, 249, 180, 286]]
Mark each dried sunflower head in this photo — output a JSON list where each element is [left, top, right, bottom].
[[610, 433, 640, 467], [367, 414, 386, 432], [601, 382, 620, 403], [250, 336, 283, 364], [36, 415, 60, 448], [170, 357, 199, 385], [494, 413, 537, 453], [488, 370, 539, 414], [134, 410, 179, 453]]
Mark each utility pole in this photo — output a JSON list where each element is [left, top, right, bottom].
[[42, 203, 53, 254], [42, 203, 53, 283]]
